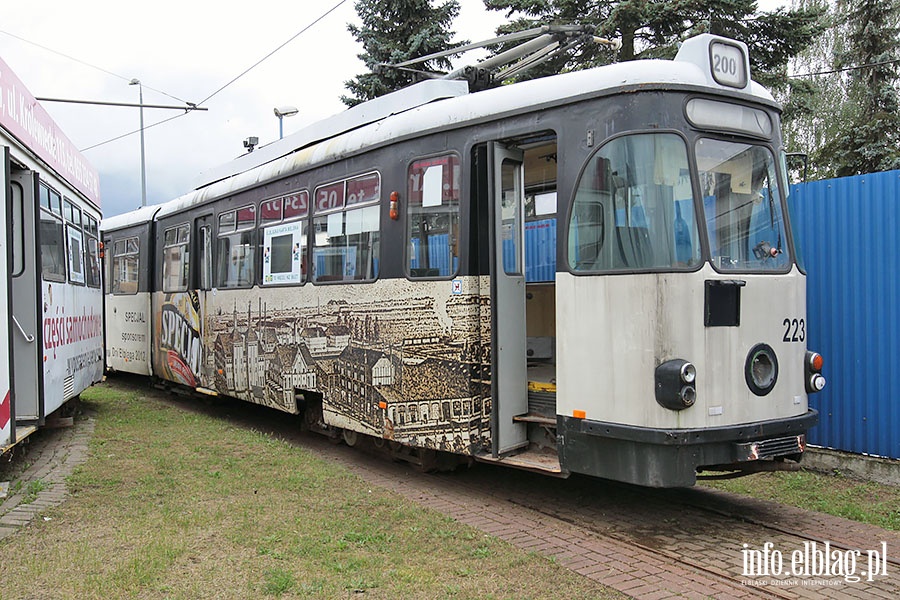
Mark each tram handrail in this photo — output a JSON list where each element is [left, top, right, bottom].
[[12, 316, 35, 343]]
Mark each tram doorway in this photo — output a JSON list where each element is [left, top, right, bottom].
[[482, 132, 560, 469]]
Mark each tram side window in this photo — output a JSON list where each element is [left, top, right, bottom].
[[313, 173, 380, 283], [39, 209, 66, 283], [162, 223, 190, 292], [63, 199, 85, 285], [216, 206, 256, 288], [111, 237, 140, 294], [567, 133, 700, 272], [261, 191, 309, 286], [39, 183, 62, 216], [84, 215, 101, 288], [406, 155, 460, 278]]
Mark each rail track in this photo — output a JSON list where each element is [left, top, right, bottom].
[[119, 377, 900, 599]]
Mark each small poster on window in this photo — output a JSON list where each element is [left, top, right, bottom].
[[67, 226, 85, 284], [263, 221, 305, 284]]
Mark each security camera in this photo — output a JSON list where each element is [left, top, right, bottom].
[[243, 136, 259, 152]]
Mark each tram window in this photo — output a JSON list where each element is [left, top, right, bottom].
[[162, 223, 190, 292], [260, 198, 283, 225], [85, 215, 99, 238], [312, 174, 380, 283], [406, 154, 460, 278], [111, 237, 139, 294], [262, 191, 309, 286], [216, 205, 256, 288], [568, 133, 700, 272], [63, 199, 82, 229], [46, 186, 62, 216], [67, 225, 86, 284], [198, 225, 213, 290], [696, 139, 791, 272], [40, 183, 50, 210], [11, 182, 24, 276], [39, 209, 66, 283], [85, 236, 101, 288]]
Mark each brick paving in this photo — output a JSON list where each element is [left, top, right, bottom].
[[0, 415, 94, 540], [309, 439, 900, 600], [3, 385, 899, 600]]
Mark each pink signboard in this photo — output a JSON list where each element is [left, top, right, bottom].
[[0, 56, 101, 208]]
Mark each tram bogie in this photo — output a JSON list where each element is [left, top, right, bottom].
[[101, 33, 821, 487]]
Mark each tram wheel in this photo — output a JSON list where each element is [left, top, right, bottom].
[[342, 428, 359, 447]]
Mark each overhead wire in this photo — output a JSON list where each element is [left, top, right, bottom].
[[0, 28, 191, 105], [197, 0, 349, 106], [0, 0, 350, 151]]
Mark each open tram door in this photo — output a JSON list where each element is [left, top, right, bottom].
[[488, 143, 529, 455], [1, 149, 43, 450], [0, 148, 12, 450]]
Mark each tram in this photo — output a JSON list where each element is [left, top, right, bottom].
[[102, 32, 824, 487], [1, 56, 104, 454]]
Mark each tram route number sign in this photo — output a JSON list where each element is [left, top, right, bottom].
[[710, 40, 747, 89]]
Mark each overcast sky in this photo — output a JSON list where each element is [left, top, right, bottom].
[[1, 0, 786, 218]]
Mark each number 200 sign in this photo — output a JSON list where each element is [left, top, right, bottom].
[[710, 41, 747, 88]]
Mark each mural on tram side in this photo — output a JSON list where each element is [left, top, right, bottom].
[[153, 291, 203, 387], [197, 279, 493, 455]]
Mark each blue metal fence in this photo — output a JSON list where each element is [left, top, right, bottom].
[[791, 169, 900, 459]]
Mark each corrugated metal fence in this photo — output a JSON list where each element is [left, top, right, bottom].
[[791, 169, 900, 459]]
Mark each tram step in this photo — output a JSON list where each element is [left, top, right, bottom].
[[476, 447, 568, 477], [513, 412, 557, 426]]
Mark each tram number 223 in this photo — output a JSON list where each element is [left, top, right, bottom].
[[782, 318, 806, 343]]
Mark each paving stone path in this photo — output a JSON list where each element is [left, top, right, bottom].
[[0, 415, 94, 541]]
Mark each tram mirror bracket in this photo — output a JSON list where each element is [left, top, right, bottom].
[[704, 279, 745, 327]]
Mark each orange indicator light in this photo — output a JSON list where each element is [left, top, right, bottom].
[[378, 401, 387, 409], [573, 410, 586, 419]]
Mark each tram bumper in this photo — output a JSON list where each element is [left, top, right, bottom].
[[558, 409, 818, 488]]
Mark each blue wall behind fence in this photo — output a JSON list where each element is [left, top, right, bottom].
[[791, 169, 900, 459]]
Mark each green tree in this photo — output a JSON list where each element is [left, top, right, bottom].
[[343, 0, 464, 106], [483, 1, 826, 114], [816, 0, 900, 176]]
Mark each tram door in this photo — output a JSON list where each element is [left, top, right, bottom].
[[0, 149, 11, 447], [490, 143, 528, 454], [8, 165, 42, 425]]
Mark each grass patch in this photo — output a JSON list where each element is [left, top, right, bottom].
[[700, 470, 900, 530], [0, 379, 620, 599]]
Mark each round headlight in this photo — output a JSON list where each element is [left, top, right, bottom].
[[679, 385, 696, 407], [680, 362, 697, 384], [745, 343, 779, 396]]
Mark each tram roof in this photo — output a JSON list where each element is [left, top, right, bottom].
[[150, 34, 776, 221], [100, 203, 164, 232]]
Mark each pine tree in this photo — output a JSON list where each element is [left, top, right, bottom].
[[483, 1, 826, 112], [816, 0, 900, 176], [343, 0, 464, 106]]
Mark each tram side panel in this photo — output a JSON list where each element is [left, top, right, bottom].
[[42, 282, 104, 414], [143, 151, 495, 455], [102, 219, 155, 376]]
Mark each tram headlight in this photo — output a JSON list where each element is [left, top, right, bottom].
[[745, 343, 779, 396], [805, 351, 826, 394], [655, 359, 697, 411]]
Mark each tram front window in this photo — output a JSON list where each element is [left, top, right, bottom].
[[568, 133, 700, 271], [696, 139, 791, 272]]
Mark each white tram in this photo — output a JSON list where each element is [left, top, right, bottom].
[[102, 34, 824, 487], [1, 56, 104, 454]]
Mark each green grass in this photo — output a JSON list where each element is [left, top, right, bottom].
[[0, 381, 620, 600], [700, 470, 900, 530]]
